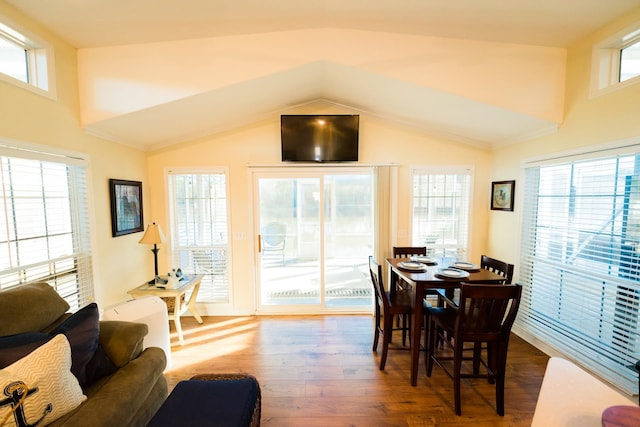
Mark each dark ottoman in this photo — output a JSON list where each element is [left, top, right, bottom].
[[148, 374, 261, 427]]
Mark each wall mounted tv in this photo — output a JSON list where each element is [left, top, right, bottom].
[[281, 114, 359, 162]]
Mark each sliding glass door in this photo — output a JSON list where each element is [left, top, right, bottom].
[[254, 168, 374, 313]]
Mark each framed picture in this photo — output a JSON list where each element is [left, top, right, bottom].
[[109, 179, 144, 237], [491, 180, 515, 211]]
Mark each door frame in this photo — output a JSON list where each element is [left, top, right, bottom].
[[249, 165, 377, 314]]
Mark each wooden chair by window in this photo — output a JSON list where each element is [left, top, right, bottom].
[[480, 255, 514, 284], [369, 256, 413, 370], [260, 222, 286, 265], [425, 283, 522, 416]]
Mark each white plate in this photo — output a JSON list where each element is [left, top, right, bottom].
[[398, 261, 428, 271], [437, 268, 470, 279], [451, 261, 479, 271], [410, 256, 437, 265]]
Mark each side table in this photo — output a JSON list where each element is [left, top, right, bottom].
[[128, 275, 204, 345]]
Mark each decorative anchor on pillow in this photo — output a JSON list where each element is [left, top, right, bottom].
[[0, 381, 52, 427]]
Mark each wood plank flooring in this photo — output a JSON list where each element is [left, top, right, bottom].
[[163, 315, 549, 426]]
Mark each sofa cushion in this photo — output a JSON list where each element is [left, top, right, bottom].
[[0, 334, 86, 427], [0, 282, 70, 336], [98, 321, 148, 367], [0, 303, 117, 388]]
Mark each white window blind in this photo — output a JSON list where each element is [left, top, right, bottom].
[[519, 148, 640, 395], [169, 171, 230, 303], [0, 144, 93, 310], [411, 168, 472, 259]]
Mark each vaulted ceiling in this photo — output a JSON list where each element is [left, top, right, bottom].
[[7, 0, 640, 150]]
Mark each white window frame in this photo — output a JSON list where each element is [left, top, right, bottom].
[[590, 19, 640, 98], [0, 17, 56, 99], [0, 138, 94, 310], [517, 139, 640, 395], [167, 168, 232, 305], [410, 167, 473, 259]]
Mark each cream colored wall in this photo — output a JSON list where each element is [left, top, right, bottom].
[[146, 102, 494, 314], [488, 8, 640, 281], [0, 3, 150, 308]]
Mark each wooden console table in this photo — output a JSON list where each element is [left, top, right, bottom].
[[128, 275, 203, 345]]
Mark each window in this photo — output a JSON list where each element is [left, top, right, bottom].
[[519, 144, 640, 394], [0, 141, 94, 310], [169, 170, 231, 303], [0, 20, 54, 97], [411, 168, 472, 258], [591, 20, 640, 97], [620, 39, 640, 82]]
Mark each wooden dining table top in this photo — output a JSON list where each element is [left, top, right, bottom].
[[386, 257, 506, 295], [386, 256, 508, 386]]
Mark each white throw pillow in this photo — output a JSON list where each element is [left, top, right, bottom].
[[0, 334, 86, 427]]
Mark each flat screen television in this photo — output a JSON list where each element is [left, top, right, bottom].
[[281, 115, 359, 162]]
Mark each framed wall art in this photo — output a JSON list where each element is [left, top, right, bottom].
[[491, 180, 515, 211], [109, 179, 144, 237]]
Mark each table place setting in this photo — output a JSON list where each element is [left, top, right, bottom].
[[435, 267, 470, 279], [409, 255, 438, 265], [449, 261, 480, 271], [397, 261, 429, 271]]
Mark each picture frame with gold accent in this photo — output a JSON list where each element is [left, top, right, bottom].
[[491, 180, 515, 211]]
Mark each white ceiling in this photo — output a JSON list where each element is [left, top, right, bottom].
[[7, 0, 640, 150], [8, 0, 640, 49]]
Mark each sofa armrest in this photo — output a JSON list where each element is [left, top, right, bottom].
[[99, 320, 148, 367]]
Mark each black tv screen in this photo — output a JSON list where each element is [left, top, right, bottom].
[[281, 115, 359, 162]]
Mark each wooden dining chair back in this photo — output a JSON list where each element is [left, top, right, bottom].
[[480, 255, 514, 284], [426, 283, 522, 416], [368, 256, 413, 370], [393, 246, 427, 258]]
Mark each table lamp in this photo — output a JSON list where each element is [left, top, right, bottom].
[[139, 222, 166, 284]]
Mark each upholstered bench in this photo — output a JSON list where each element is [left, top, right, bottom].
[[147, 374, 261, 427]]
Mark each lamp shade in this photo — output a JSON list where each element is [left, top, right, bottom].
[[138, 223, 166, 245]]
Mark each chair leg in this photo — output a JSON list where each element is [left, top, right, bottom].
[[487, 342, 497, 384], [372, 306, 381, 352], [402, 313, 412, 347], [494, 343, 508, 416], [473, 342, 482, 376], [496, 373, 506, 416], [454, 343, 463, 416], [380, 313, 393, 370], [425, 317, 436, 377]]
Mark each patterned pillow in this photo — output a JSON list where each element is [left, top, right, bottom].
[[0, 334, 86, 427]]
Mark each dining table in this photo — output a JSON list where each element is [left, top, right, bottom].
[[386, 257, 508, 386]]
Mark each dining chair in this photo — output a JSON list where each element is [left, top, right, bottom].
[[480, 255, 514, 284], [369, 256, 413, 370], [425, 283, 522, 416], [393, 246, 442, 344], [392, 246, 441, 302]]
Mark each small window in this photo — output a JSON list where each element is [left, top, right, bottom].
[[620, 39, 640, 82], [591, 21, 640, 97], [0, 20, 54, 97]]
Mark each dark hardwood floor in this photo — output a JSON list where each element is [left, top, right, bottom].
[[164, 315, 549, 426]]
